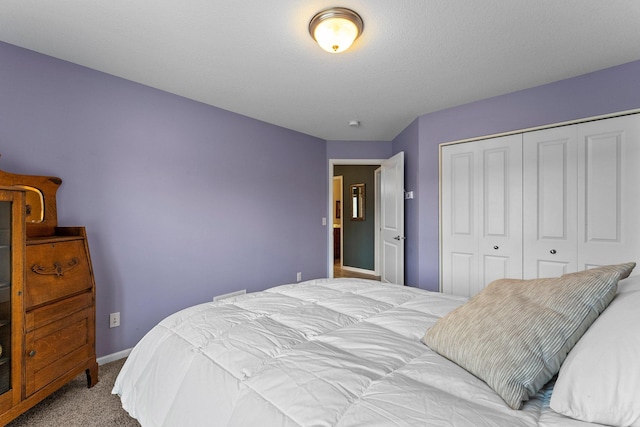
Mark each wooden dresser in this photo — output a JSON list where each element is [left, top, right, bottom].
[[0, 166, 97, 424]]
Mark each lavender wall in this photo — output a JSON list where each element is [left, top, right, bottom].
[[0, 42, 328, 357], [3, 39, 639, 356], [390, 120, 419, 286], [408, 60, 640, 291], [326, 140, 392, 160]]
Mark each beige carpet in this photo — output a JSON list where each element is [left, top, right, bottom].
[[7, 358, 140, 426]]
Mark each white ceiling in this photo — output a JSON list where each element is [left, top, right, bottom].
[[2, 1, 640, 141]]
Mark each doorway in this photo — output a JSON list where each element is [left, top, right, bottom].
[[333, 166, 380, 280], [328, 153, 405, 283]]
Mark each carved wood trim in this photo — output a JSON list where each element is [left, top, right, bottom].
[[31, 258, 80, 277], [0, 158, 62, 237]]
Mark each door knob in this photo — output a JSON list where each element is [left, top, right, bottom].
[[393, 236, 406, 240], [28, 350, 36, 357], [493, 245, 499, 250], [550, 249, 557, 254]]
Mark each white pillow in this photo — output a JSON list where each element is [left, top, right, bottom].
[[550, 275, 640, 426]]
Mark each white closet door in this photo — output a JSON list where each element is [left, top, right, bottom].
[[477, 135, 523, 286], [441, 143, 478, 296], [523, 126, 578, 278], [441, 135, 522, 296], [577, 114, 640, 272]]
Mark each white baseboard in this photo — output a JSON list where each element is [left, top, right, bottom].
[[97, 348, 133, 365], [213, 289, 246, 301], [341, 266, 377, 276]]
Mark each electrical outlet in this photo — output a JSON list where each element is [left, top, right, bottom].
[[297, 272, 302, 282], [110, 312, 120, 328]]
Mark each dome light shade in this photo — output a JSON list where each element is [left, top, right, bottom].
[[309, 8, 363, 53]]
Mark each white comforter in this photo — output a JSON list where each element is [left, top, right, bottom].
[[113, 278, 596, 426]]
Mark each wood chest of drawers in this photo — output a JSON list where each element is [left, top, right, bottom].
[[24, 232, 97, 399], [0, 166, 98, 424]]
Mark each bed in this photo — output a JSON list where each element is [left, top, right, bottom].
[[113, 265, 640, 427]]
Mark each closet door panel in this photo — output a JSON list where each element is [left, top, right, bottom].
[[449, 253, 474, 296], [478, 135, 522, 286], [523, 126, 578, 278], [535, 260, 572, 278], [577, 115, 640, 271], [451, 153, 474, 236], [441, 135, 522, 297], [441, 144, 478, 295], [583, 133, 620, 241], [482, 255, 510, 285]]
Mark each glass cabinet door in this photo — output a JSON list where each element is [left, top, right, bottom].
[[0, 198, 12, 394], [0, 189, 23, 399]]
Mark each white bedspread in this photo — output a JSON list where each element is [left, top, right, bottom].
[[113, 278, 595, 426]]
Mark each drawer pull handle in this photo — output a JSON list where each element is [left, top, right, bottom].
[[32, 257, 80, 277], [28, 350, 36, 357]]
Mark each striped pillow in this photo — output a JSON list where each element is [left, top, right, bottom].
[[422, 266, 629, 409], [564, 262, 635, 281]]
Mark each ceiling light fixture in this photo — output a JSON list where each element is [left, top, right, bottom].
[[308, 7, 364, 53]]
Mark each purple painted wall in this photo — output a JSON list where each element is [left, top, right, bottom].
[[0, 42, 328, 357], [3, 39, 639, 356], [390, 120, 419, 286], [326, 140, 392, 160], [405, 60, 640, 291]]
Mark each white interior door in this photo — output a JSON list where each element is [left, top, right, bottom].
[[441, 143, 478, 296], [523, 126, 578, 278], [577, 114, 640, 271], [441, 135, 522, 297], [380, 152, 405, 285], [477, 135, 523, 287]]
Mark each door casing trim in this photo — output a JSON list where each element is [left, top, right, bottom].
[[328, 159, 385, 277]]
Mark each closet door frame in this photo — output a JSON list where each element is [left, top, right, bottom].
[[439, 108, 640, 293]]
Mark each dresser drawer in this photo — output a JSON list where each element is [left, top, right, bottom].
[[25, 291, 93, 332], [25, 239, 92, 308], [24, 306, 94, 397]]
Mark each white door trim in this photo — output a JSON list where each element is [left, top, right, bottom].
[[328, 159, 386, 278], [438, 108, 640, 148], [374, 167, 381, 276], [332, 175, 344, 267]]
